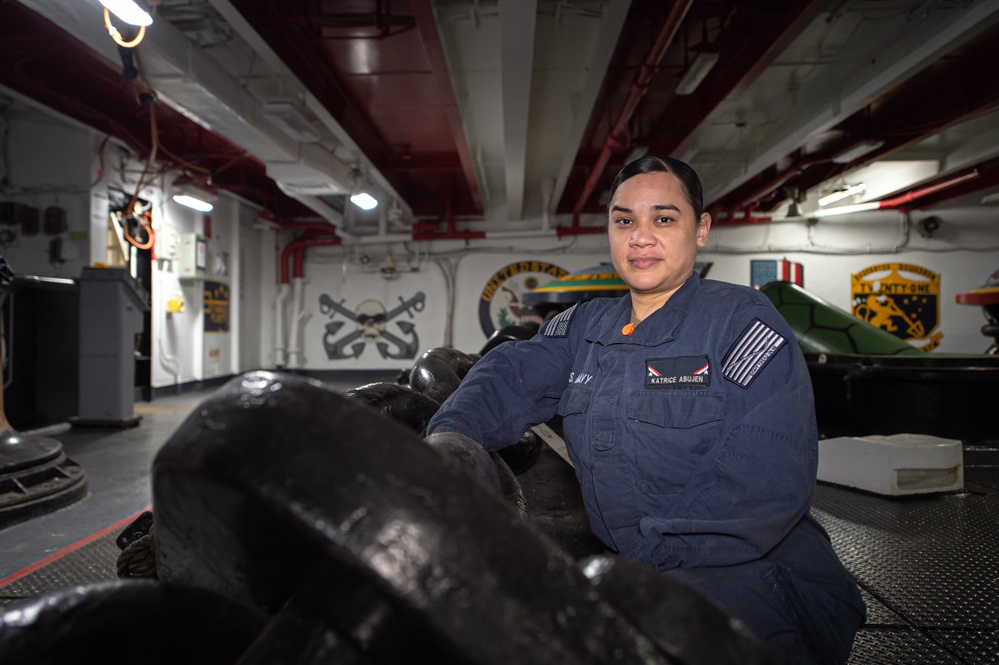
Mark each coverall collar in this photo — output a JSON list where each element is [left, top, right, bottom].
[[585, 272, 701, 347]]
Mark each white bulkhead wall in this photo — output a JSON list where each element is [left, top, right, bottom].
[[2, 103, 999, 390]]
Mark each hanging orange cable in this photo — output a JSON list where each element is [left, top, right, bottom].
[[119, 96, 160, 253], [122, 210, 156, 251], [131, 49, 236, 177], [103, 8, 146, 49], [122, 90, 160, 222]]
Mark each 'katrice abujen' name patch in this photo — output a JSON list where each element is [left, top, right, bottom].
[[645, 356, 711, 388], [721, 319, 786, 388]]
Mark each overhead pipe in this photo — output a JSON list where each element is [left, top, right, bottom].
[[810, 170, 980, 219], [411, 196, 486, 242], [410, 0, 484, 215], [280, 222, 342, 233], [279, 230, 342, 284], [732, 152, 835, 211], [879, 170, 981, 210], [567, 0, 694, 232], [712, 208, 773, 226], [557, 224, 606, 239]]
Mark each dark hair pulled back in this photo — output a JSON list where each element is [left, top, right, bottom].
[[608, 155, 704, 217]]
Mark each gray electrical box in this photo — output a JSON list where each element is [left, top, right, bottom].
[[72, 267, 150, 427], [179, 233, 207, 279]]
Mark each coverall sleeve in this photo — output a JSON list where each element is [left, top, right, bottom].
[[426, 332, 573, 451], [640, 305, 819, 569]]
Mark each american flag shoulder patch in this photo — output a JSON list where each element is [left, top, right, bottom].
[[542, 303, 578, 338], [721, 318, 786, 388]]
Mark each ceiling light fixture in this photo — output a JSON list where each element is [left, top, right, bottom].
[[100, 0, 153, 26], [831, 140, 885, 164], [350, 192, 378, 211], [819, 183, 866, 207], [347, 169, 378, 211], [675, 51, 719, 96], [100, 1, 153, 49], [172, 179, 216, 212]]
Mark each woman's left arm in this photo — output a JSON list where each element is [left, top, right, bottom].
[[640, 303, 818, 569]]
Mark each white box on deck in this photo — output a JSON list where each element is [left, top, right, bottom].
[[817, 433, 964, 496]]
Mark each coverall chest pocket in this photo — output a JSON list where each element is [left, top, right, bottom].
[[628, 392, 725, 429], [628, 392, 726, 496]]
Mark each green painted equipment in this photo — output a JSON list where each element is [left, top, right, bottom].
[[761, 280, 924, 356], [761, 280, 999, 441]]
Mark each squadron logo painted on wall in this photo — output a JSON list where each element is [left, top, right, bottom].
[[478, 261, 568, 337], [851, 263, 943, 351], [318, 291, 425, 359]]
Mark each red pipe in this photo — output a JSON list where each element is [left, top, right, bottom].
[[411, 0, 483, 215], [280, 222, 341, 232], [411, 197, 486, 241], [292, 238, 340, 279], [569, 0, 694, 228], [711, 209, 772, 226], [877, 169, 980, 210], [279, 230, 340, 283]]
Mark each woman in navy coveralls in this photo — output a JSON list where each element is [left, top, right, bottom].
[[427, 155, 866, 664]]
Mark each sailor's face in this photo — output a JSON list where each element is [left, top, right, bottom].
[[608, 171, 710, 300]]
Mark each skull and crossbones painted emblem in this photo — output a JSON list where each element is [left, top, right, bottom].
[[319, 291, 425, 359]]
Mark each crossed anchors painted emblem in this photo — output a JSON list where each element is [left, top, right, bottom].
[[319, 291, 425, 359]]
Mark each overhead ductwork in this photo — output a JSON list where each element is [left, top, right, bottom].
[[17, 0, 403, 229]]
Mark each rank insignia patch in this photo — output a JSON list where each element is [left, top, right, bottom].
[[542, 303, 577, 338], [721, 319, 785, 388], [645, 356, 711, 388]]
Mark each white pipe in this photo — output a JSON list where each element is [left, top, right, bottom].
[[336, 227, 577, 245], [540, 178, 554, 232], [286, 277, 309, 369], [274, 283, 291, 368], [293, 306, 311, 369], [288, 191, 596, 245], [378, 202, 387, 237], [342, 232, 417, 245], [484, 229, 575, 239], [158, 336, 181, 386]]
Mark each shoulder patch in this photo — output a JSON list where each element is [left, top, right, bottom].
[[721, 318, 786, 388], [542, 303, 578, 338]]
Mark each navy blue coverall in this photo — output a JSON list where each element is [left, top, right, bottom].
[[428, 273, 866, 664]]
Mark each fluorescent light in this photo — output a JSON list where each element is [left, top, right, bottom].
[[819, 183, 866, 207], [831, 140, 885, 164], [350, 192, 378, 210], [173, 178, 217, 211], [100, 0, 153, 26], [811, 201, 880, 218], [676, 51, 719, 95], [173, 195, 214, 212]]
